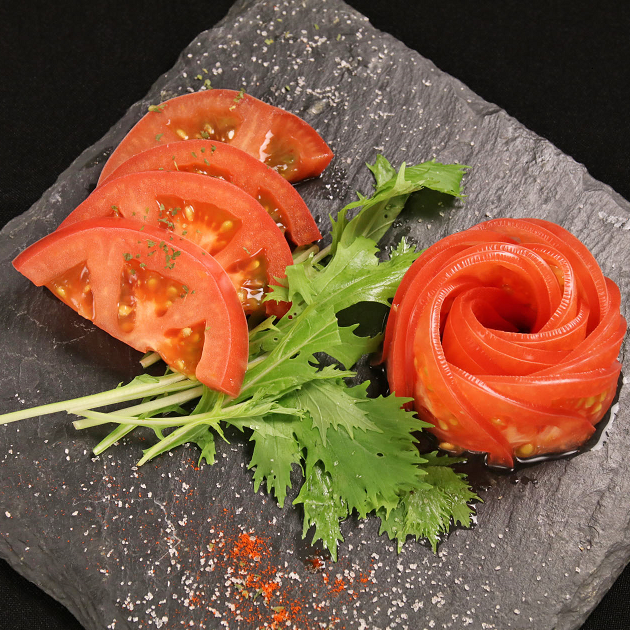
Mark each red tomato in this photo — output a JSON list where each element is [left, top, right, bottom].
[[98, 140, 322, 246], [98, 89, 333, 185], [58, 171, 294, 317], [384, 218, 626, 468], [13, 218, 248, 396]]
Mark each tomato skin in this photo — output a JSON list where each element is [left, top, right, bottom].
[[58, 171, 293, 317], [99, 140, 322, 246], [98, 89, 333, 185], [13, 218, 248, 397], [384, 218, 626, 468]]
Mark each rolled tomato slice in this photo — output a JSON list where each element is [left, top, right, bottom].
[[58, 171, 294, 317], [98, 140, 322, 246], [98, 89, 333, 185], [384, 218, 626, 468], [13, 218, 248, 397]]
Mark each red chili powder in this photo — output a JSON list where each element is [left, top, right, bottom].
[[202, 524, 374, 629]]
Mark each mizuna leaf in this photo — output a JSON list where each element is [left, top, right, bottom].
[[331, 156, 468, 254], [293, 393, 426, 520], [294, 461, 347, 561], [283, 380, 379, 444], [377, 466, 479, 552], [247, 414, 302, 508], [329, 324, 383, 370]]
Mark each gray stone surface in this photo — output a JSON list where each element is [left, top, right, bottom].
[[1, 0, 629, 628]]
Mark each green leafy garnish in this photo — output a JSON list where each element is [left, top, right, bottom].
[[378, 457, 478, 552], [1, 156, 475, 559]]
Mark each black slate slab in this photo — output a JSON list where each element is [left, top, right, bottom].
[[1, 1, 629, 629]]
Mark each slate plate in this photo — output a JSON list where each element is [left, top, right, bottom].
[[1, 1, 629, 629]]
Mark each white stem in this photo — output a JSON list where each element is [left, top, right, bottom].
[[140, 352, 161, 368], [292, 244, 319, 264], [76, 410, 204, 428], [246, 354, 269, 369], [311, 243, 331, 265], [72, 385, 205, 429], [0, 373, 189, 424]]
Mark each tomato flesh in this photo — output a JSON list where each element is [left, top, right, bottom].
[[58, 171, 294, 317], [98, 90, 333, 185], [47, 261, 94, 320], [183, 113, 241, 143], [153, 194, 241, 257], [99, 140, 321, 246], [117, 259, 192, 329], [161, 321, 207, 377], [14, 218, 248, 396], [384, 218, 626, 468]]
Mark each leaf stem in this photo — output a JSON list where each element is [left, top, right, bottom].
[[140, 352, 161, 368], [0, 373, 190, 424], [137, 419, 208, 466], [247, 353, 269, 369], [292, 244, 320, 265], [77, 398, 298, 430], [92, 424, 136, 455], [311, 243, 331, 265], [72, 385, 205, 429], [76, 409, 208, 428]]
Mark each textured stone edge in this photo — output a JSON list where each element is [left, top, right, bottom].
[[1, 2, 629, 629]]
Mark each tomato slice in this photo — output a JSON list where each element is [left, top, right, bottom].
[[58, 171, 294, 317], [384, 218, 626, 468], [13, 218, 248, 396], [98, 140, 322, 246], [98, 89, 333, 185]]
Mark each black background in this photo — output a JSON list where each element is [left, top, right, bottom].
[[1, 1, 629, 628]]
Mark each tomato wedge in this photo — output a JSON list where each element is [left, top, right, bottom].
[[98, 89, 333, 185], [13, 219, 248, 396], [58, 171, 293, 317], [384, 218, 626, 468], [98, 140, 322, 246]]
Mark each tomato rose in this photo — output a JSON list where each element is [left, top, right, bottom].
[[383, 218, 627, 468]]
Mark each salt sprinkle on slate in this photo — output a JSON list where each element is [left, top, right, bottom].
[[1, 1, 629, 629]]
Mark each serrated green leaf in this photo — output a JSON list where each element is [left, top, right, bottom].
[[283, 261, 317, 305], [331, 157, 468, 254], [405, 161, 469, 197], [195, 428, 217, 466], [239, 307, 342, 399], [283, 380, 379, 444], [248, 414, 302, 508], [332, 324, 383, 369], [294, 461, 347, 561], [377, 465, 478, 552], [367, 154, 397, 186], [247, 316, 280, 358], [306, 237, 419, 314], [294, 393, 426, 519]]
